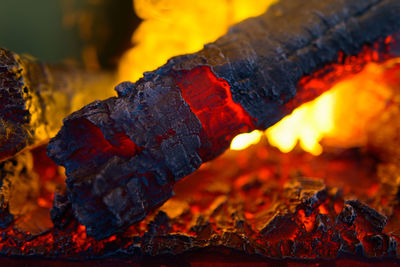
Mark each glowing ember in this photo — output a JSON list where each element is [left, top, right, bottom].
[[1, 0, 400, 262], [176, 66, 254, 154]]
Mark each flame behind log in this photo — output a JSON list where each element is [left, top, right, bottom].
[[48, 0, 400, 239]]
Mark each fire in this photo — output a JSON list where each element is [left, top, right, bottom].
[[117, 0, 276, 151], [119, 0, 399, 155], [266, 91, 334, 155], [230, 130, 263, 150], [267, 58, 399, 155], [118, 0, 277, 82], [229, 89, 334, 155]]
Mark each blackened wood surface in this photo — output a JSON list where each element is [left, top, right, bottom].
[[0, 48, 116, 161], [48, 0, 400, 239]]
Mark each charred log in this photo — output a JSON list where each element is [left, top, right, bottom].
[[0, 48, 116, 161], [48, 0, 400, 239], [0, 151, 39, 228]]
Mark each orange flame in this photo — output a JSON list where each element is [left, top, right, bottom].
[[266, 91, 334, 155], [266, 59, 399, 154], [118, 0, 277, 82], [233, 58, 398, 155]]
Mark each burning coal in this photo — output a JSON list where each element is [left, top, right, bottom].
[[0, 0, 400, 264]]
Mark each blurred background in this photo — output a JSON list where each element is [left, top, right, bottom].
[[0, 0, 140, 70]]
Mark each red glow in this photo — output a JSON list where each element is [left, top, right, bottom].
[[32, 145, 64, 209], [0, 139, 395, 259], [284, 33, 400, 113], [156, 129, 176, 145], [67, 118, 142, 163], [318, 204, 329, 215], [176, 66, 255, 156], [0, 33, 399, 262], [297, 210, 315, 232]]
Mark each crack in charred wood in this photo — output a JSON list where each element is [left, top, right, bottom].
[[47, 0, 400, 239]]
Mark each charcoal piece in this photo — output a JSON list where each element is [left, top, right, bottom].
[[346, 200, 387, 233], [190, 216, 213, 240], [364, 234, 384, 251], [0, 211, 13, 229], [337, 203, 357, 226], [48, 0, 400, 239], [146, 211, 172, 236], [261, 178, 327, 240], [284, 177, 327, 215], [315, 213, 330, 233], [50, 189, 73, 229], [0, 139, 400, 259], [0, 47, 115, 161], [260, 213, 298, 240], [0, 151, 39, 228]]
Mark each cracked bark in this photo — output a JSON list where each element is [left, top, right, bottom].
[[0, 48, 116, 161], [48, 0, 400, 239]]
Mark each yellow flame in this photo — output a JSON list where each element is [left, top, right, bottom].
[[118, 0, 277, 82], [265, 60, 396, 154], [230, 130, 263, 150], [266, 91, 335, 155]]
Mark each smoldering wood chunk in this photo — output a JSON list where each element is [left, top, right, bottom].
[[0, 47, 116, 162], [346, 200, 387, 233], [284, 177, 327, 215], [364, 234, 384, 251], [48, 0, 400, 240], [0, 152, 39, 228], [261, 178, 327, 239], [146, 211, 172, 236], [260, 213, 298, 240], [190, 216, 213, 240], [337, 203, 357, 226], [50, 189, 73, 229], [198, 0, 400, 126], [0, 49, 29, 161], [48, 79, 203, 239]]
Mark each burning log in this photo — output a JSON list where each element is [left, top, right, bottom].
[[0, 48, 116, 161], [48, 0, 400, 239], [0, 151, 39, 228]]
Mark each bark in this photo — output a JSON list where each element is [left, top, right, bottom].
[[48, 0, 400, 239], [0, 48, 116, 161]]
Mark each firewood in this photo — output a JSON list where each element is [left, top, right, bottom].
[[0, 48, 116, 161], [0, 151, 39, 228], [48, 0, 400, 239]]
